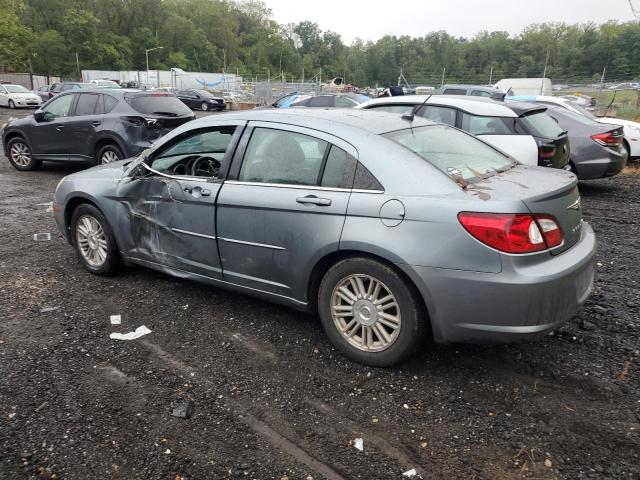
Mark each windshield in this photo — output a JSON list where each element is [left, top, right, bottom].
[[194, 89, 214, 97], [5, 85, 30, 93], [124, 93, 193, 116], [566, 101, 595, 119], [384, 125, 515, 182]]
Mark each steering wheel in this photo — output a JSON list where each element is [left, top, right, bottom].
[[191, 155, 221, 178]]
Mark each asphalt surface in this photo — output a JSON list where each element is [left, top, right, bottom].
[[0, 107, 638, 480]]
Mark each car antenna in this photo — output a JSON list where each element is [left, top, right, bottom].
[[402, 94, 432, 122]]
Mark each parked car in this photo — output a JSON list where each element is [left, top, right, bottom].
[[266, 92, 312, 108], [49, 82, 94, 98], [51, 109, 595, 366], [510, 95, 640, 159], [34, 85, 51, 102], [436, 84, 506, 100], [0, 84, 42, 108], [357, 95, 570, 169], [543, 106, 627, 179], [89, 79, 121, 89], [290, 93, 370, 108], [1, 89, 195, 170], [176, 89, 226, 111]]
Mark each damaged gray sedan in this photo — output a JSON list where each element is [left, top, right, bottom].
[[53, 109, 596, 366]]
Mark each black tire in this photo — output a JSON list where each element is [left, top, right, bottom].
[[70, 204, 121, 275], [96, 143, 124, 165], [8, 100, 15, 109], [317, 257, 427, 367], [6, 137, 41, 171], [200, 102, 209, 111], [623, 140, 631, 160]]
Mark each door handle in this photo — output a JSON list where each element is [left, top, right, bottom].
[[56, 125, 65, 131], [91, 121, 101, 127], [296, 195, 332, 206], [184, 186, 211, 197]]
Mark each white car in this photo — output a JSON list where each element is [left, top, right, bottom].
[[509, 95, 640, 158], [356, 95, 571, 168], [0, 84, 42, 109], [89, 79, 121, 89]]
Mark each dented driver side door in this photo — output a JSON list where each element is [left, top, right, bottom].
[[117, 124, 244, 279]]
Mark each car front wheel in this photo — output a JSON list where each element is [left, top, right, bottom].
[[200, 102, 209, 111], [318, 257, 427, 367], [71, 204, 120, 275], [7, 138, 41, 171], [8, 100, 15, 109]]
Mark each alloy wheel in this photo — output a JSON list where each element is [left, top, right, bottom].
[[101, 150, 119, 164], [75, 215, 108, 267], [331, 274, 401, 352], [201, 102, 209, 111], [8, 100, 15, 109], [10, 142, 31, 167]]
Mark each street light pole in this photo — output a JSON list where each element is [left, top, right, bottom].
[[145, 46, 163, 87]]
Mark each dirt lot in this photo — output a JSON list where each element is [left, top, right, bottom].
[[0, 108, 638, 480]]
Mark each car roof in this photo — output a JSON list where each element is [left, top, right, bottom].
[[190, 108, 437, 135], [440, 84, 502, 92], [358, 94, 521, 117]]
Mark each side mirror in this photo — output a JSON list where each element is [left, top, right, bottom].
[[34, 110, 48, 122]]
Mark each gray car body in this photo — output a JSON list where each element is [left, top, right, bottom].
[[53, 109, 596, 343], [544, 106, 627, 179]]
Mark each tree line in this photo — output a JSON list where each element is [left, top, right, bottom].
[[1, 0, 639, 86]]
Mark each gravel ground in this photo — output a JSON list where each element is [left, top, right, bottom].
[[0, 108, 638, 480]]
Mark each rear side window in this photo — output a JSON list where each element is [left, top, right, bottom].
[[443, 88, 467, 95], [368, 105, 414, 114], [417, 105, 457, 126], [471, 90, 493, 97], [102, 94, 118, 113], [461, 113, 516, 135], [239, 128, 328, 185], [320, 146, 356, 188], [384, 125, 513, 182], [124, 93, 192, 116], [74, 93, 99, 116], [517, 111, 564, 138], [353, 163, 383, 191]]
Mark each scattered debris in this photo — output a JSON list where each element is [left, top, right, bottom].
[[420, 441, 428, 448], [164, 449, 171, 454], [618, 360, 632, 381], [40, 306, 59, 313], [36, 202, 54, 213], [109, 325, 152, 341], [402, 403, 409, 409], [34, 402, 48, 413], [403, 468, 417, 477], [353, 438, 363, 451], [110, 314, 122, 325], [33, 233, 51, 241], [544, 458, 553, 468], [371, 416, 379, 423], [172, 401, 194, 419]]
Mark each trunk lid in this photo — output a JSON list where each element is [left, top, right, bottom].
[[472, 166, 583, 255]]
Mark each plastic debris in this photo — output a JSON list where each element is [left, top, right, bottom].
[[353, 438, 363, 451], [40, 307, 59, 313], [110, 314, 122, 325], [403, 468, 417, 477], [164, 449, 171, 454], [172, 401, 194, 419], [33, 233, 51, 241], [109, 325, 151, 341], [36, 202, 54, 213]]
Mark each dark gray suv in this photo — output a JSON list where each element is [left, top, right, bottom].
[[1, 89, 195, 170]]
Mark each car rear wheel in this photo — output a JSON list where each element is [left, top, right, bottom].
[[8, 100, 15, 109], [96, 144, 123, 165], [71, 204, 120, 275], [317, 257, 427, 367], [7, 138, 41, 171]]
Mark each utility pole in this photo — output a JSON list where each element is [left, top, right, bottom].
[[146, 46, 163, 87], [489, 66, 494, 86], [302, 68, 304, 84], [75, 51, 80, 80], [598, 66, 607, 110], [440, 67, 446, 87], [541, 48, 550, 95]]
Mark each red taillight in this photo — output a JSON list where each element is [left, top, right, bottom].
[[538, 145, 556, 159], [591, 131, 623, 147], [458, 212, 563, 254]]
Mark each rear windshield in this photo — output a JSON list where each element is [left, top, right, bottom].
[[548, 107, 600, 126], [518, 111, 564, 138], [124, 93, 192, 116], [384, 125, 514, 182]]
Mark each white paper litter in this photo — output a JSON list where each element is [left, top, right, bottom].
[[402, 468, 417, 477], [33, 233, 51, 241], [36, 202, 54, 213], [353, 438, 363, 451], [110, 314, 122, 325], [109, 325, 151, 340]]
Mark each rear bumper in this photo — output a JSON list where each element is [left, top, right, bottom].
[[399, 222, 596, 343], [575, 150, 627, 179]]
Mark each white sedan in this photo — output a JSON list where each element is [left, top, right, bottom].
[[0, 84, 43, 109]]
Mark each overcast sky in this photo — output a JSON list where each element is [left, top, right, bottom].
[[266, 0, 635, 43]]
